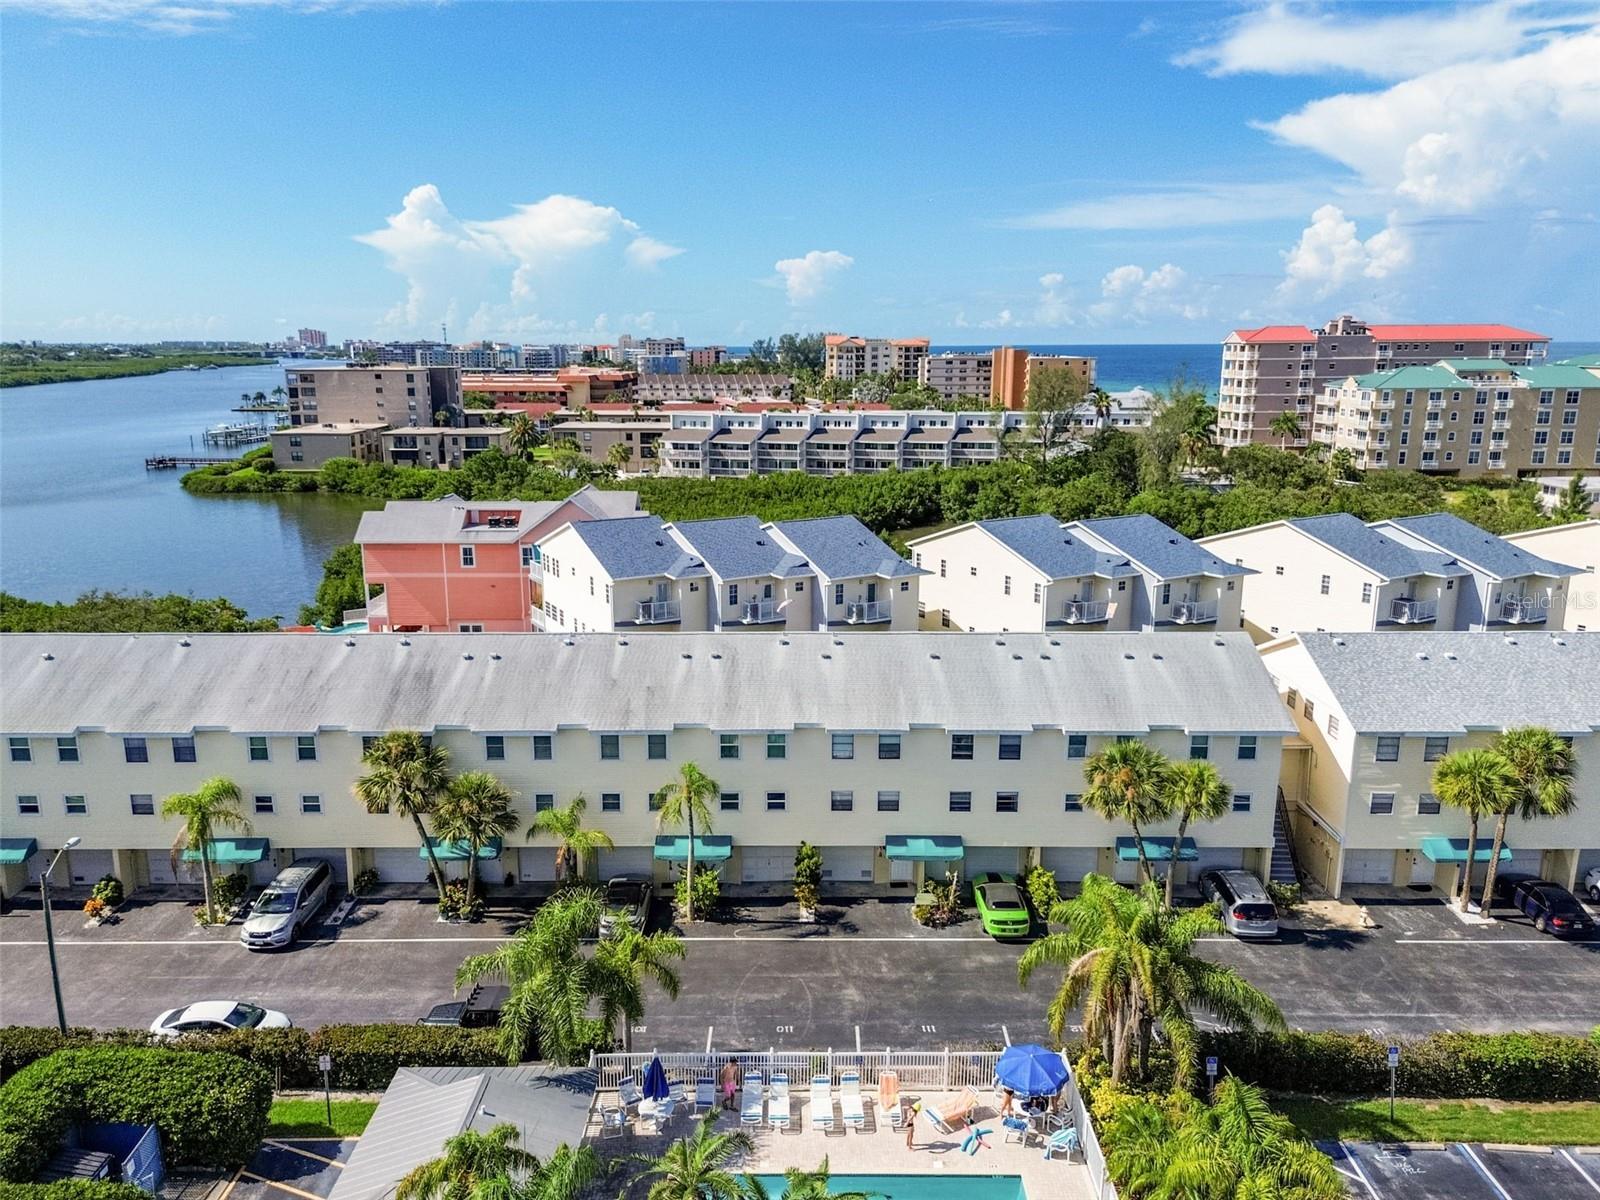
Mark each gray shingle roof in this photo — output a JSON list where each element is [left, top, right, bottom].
[[767, 516, 925, 580], [565, 516, 708, 581], [668, 517, 813, 581], [1074, 514, 1254, 580], [1293, 631, 1600, 734], [2, 631, 1297, 737], [1286, 514, 1471, 580], [355, 498, 562, 544], [1375, 513, 1583, 580], [974, 515, 1139, 581]]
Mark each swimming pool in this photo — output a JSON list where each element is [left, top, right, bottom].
[[746, 1175, 1024, 1199]]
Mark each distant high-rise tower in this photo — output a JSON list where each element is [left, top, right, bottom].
[[297, 328, 328, 350]]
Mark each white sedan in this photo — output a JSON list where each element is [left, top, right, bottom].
[[150, 1000, 291, 1036], [1585, 865, 1600, 903]]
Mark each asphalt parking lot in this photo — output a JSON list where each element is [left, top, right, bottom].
[[1326, 1142, 1600, 1200], [1, 887, 1596, 1047]]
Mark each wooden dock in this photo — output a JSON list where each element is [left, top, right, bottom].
[[144, 455, 239, 470]]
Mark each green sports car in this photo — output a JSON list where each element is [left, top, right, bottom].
[[972, 871, 1032, 939]]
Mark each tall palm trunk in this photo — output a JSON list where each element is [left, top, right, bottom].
[[200, 837, 216, 923], [1129, 818, 1153, 886], [1458, 814, 1480, 911], [683, 807, 697, 921], [464, 838, 480, 911], [1480, 813, 1510, 916], [1163, 815, 1191, 911], [414, 812, 447, 895]]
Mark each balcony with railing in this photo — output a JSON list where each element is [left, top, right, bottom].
[[635, 599, 681, 624], [1497, 595, 1547, 625], [1389, 597, 1437, 624], [844, 600, 890, 624], [1170, 600, 1217, 625], [1063, 599, 1110, 624], [741, 599, 782, 624]]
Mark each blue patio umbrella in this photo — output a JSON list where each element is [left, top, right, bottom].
[[994, 1044, 1071, 1097], [642, 1054, 670, 1102]]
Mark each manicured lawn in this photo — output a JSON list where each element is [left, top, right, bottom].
[[1273, 1095, 1600, 1145], [266, 1098, 377, 1137]]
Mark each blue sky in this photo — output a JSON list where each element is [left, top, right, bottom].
[[3, 1, 1597, 344]]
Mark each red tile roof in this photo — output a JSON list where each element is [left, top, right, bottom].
[[1229, 325, 1314, 343], [1365, 323, 1548, 341]]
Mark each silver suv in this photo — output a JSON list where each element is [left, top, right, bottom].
[[1198, 869, 1279, 939], [240, 859, 333, 950]]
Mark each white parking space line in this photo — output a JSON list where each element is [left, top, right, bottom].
[[1560, 1149, 1600, 1196], [1, 936, 512, 947], [1459, 1143, 1515, 1200], [1337, 1144, 1382, 1200], [1394, 939, 1564, 946]]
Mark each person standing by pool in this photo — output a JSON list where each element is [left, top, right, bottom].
[[719, 1058, 740, 1111], [998, 1087, 1015, 1117], [904, 1099, 921, 1150]]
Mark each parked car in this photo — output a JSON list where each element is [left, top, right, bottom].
[[972, 871, 1032, 939], [1490, 872, 1538, 904], [1197, 869, 1279, 939], [1504, 878, 1593, 937], [599, 874, 653, 937], [1584, 865, 1600, 903], [151, 1001, 290, 1036], [239, 858, 333, 950], [418, 983, 508, 1027]]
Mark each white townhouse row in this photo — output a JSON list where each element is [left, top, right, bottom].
[[1262, 631, 1600, 896], [1504, 521, 1600, 633], [0, 632, 1294, 900]]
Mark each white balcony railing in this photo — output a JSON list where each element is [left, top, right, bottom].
[[1171, 600, 1217, 625], [1064, 600, 1109, 624], [635, 599, 680, 623], [1390, 597, 1437, 624], [845, 600, 890, 624], [1499, 596, 1546, 624], [741, 599, 781, 624]]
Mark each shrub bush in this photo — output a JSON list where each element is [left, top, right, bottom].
[[88, 877, 124, 908], [209, 871, 248, 913], [353, 868, 380, 895], [1023, 866, 1060, 916], [793, 842, 822, 912], [686, 867, 722, 921], [0, 1181, 154, 1200], [436, 879, 483, 923], [0, 1049, 270, 1181]]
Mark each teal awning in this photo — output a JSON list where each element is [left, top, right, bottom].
[[0, 838, 39, 866], [654, 835, 733, 863], [424, 836, 504, 861], [1115, 836, 1198, 863], [1421, 837, 1512, 864], [885, 835, 965, 862], [182, 837, 270, 865]]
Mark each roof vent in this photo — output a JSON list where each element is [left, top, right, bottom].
[[41, 652, 53, 661], [779, 639, 790, 646], [681, 652, 692, 660], [756, 538, 766, 545], [1040, 654, 1050, 661], [344, 638, 356, 647], [490, 653, 502, 661], [1168, 538, 1179, 545], [1551, 636, 1567, 647], [821, 652, 832, 660], [1123, 653, 1135, 660], [930, 653, 941, 660], [178, 638, 191, 647], [1012, 654, 1022, 661], [1504, 635, 1518, 645], [654, 539, 664, 546], [617, 638, 629, 646], [563, 638, 575, 647], [1332, 637, 1346, 646], [1152, 653, 1163, 661], [711, 653, 722, 660], [833, 638, 844, 646], [462, 653, 474, 661], [1049, 639, 1061, 647], [399, 637, 410, 646], [1415, 652, 1428, 661], [1444, 652, 1456, 660]]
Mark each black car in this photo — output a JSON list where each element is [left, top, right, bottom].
[[1490, 872, 1538, 904], [419, 982, 508, 1027], [1504, 878, 1592, 937]]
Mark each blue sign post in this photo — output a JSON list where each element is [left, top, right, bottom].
[[1387, 1045, 1399, 1120]]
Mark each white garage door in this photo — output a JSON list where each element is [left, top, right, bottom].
[[599, 847, 654, 878], [1042, 847, 1100, 882], [1192, 846, 1245, 874], [67, 849, 115, 888], [822, 846, 874, 883], [963, 846, 1022, 877], [1342, 849, 1395, 885], [1502, 848, 1545, 876], [145, 849, 180, 886], [740, 847, 792, 884], [372, 847, 432, 884], [519, 848, 558, 882], [288, 847, 347, 883]]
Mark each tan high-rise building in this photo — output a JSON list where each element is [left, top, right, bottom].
[[989, 347, 1095, 411], [918, 352, 993, 401], [823, 334, 929, 381], [286, 365, 462, 427], [1218, 315, 1549, 449]]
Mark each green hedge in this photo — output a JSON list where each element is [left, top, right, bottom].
[[0, 1025, 503, 1091], [0, 1182, 154, 1200], [1204, 1030, 1600, 1102], [0, 1048, 271, 1181]]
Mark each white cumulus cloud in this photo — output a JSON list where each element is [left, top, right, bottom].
[[774, 250, 853, 304], [624, 236, 685, 269], [1277, 205, 1413, 300]]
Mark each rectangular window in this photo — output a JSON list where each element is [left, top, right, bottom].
[[130, 793, 155, 815], [123, 737, 148, 763], [1285, 688, 1299, 710], [600, 733, 621, 760], [460, 546, 475, 568], [720, 733, 740, 759], [254, 795, 274, 814], [1003, 575, 1011, 596], [951, 733, 973, 760], [172, 736, 197, 763], [1328, 714, 1340, 738], [1302, 698, 1315, 720], [998, 734, 1021, 760], [647, 789, 664, 812], [1361, 582, 1372, 603], [830, 790, 854, 812], [534, 793, 554, 812], [1189, 735, 1209, 760], [56, 737, 79, 763], [876, 790, 900, 812], [485, 735, 505, 761], [1232, 793, 1251, 813], [17, 795, 40, 815], [766, 791, 787, 811], [297, 735, 317, 761], [1417, 792, 1441, 816], [766, 733, 786, 759], [831, 733, 854, 760], [720, 791, 740, 812], [878, 734, 901, 760], [1375, 735, 1400, 762], [1369, 792, 1395, 815], [948, 791, 972, 813], [1064, 793, 1083, 812], [301, 795, 323, 814], [248, 735, 269, 761], [65, 794, 87, 815], [996, 792, 1019, 813], [533, 735, 553, 761], [1423, 736, 1449, 762], [1319, 574, 1331, 595], [1033, 582, 1042, 603], [833, 583, 844, 606], [648, 733, 668, 760], [602, 792, 622, 812], [1237, 736, 1257, 760]]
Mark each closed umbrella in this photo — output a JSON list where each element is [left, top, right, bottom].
[[642, 1054, 670, 1102], [995, 1043, 1071, 1097]]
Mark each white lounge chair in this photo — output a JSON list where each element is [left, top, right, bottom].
[[618, 1078, 643, 1114], [740, 1071, 765, 1127], [839, 1071, 864, 1129], [692, 1076, 715, 1115], [769, 1072, 792, 1130], [599, 1106, 625, 1139], [809, 1074, 834, 1130]]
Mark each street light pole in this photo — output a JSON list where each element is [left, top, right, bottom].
[[40, 837, 81, 1035]]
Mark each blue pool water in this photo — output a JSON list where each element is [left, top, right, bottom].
[[747, 1175, 1025, 1199]]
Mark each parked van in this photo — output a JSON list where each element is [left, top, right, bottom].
[[1197, 869, 1279, 939], [239, 859, 333, 949]]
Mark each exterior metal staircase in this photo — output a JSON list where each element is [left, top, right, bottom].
[[1270, 787, 1301, 886]]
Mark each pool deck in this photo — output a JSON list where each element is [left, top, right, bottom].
[[584, 1087, 1095, 1199]]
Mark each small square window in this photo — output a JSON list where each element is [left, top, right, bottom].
[[998, 735, 1021, 760], [1237, 736, 1257, 760], [123, 737, 148, 763], [1417, 793, 1441, 816], [766, 792, 787, 811], [996, 792, 1019, 814], [1232, 793, 1251, 813], [600, 734, 621, 760], [56, 737, 79, 763], [172, 736, 197, 763], [878, 734, 901, 760], [648, 790, 664, 812], [1189, 735, 1210, 760], [8, 737, 32, 763], [1423, 736, 1449, 762], [533, 735, 553, 761], [17, 795, 40, 815], [950, 733, 973, 760], [460, 546, 475, 568], [648, 733, 668, 760], [1063, 793, 1083, 812], [65, 794, 87, 815], [254, 795, 274, 814], [485, 735, 505, 761], [766, 733, 786, 759], [1375, 735, 1400, 762], [831, 733, 854, 760], [534, 793, 555, 812], [876, 790, 900, 812], [720, 733, 740, 759], [602, 792, 622, 812], [948, 791, 973, 813], [830, 790, 854, 812], [130, 793, 155, 815], [301, 794, 323, 814], [719, 791, 740, 812], [1369, 792, 1395, 815], [1067, 734, 1087, 759], [297, 735, 317, 761], [248, 735, 269, 761]]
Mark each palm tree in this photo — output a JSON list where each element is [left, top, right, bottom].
[[606, 440, 632, 471], [654, 762, 719, 921], [270, 384, 287, 407], [591, 926, 686, 1053], [395, 1125, 602, 1200], [1162, 760, 1232, 911], [1019, 876, 1283, 1085], [1432, 748, 1520, 912], [433, 771, 522, 914], [162, 777, 252, 924], [1181, 402, 1217, 467], [1269, 410, 1302, 450], [1088, 387, 1114, 429], [1481, 727, 1576, 915], [1551, 473, 1592, 523], [746, 1159, 882, 1200], [623, 1113, 756, 1200], [1081, 740, 1174, 886], [354, 731, 452, 897], [527, 795, 614, 883], [505, 412, 540, 460]]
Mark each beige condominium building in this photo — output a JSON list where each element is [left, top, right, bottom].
[[1505, 521, 1600, 632], [910, 514, 1250, 633], [380, 425, 510, 469], [0, 631, 1294, 899], [634, 373, 792, 403], [823, 335, 929, 381], [1314, 359, 1600, 476], [1201, 511, 1582, 640], [270, 421, 387, 470], [1217, 315, 1549, 450], [1262, 631, 1600, 897], [286, 365, 463, 427], [918, 352, 993, 402], [548, 419, 670, 472], [989, 348, 1095, 411]]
